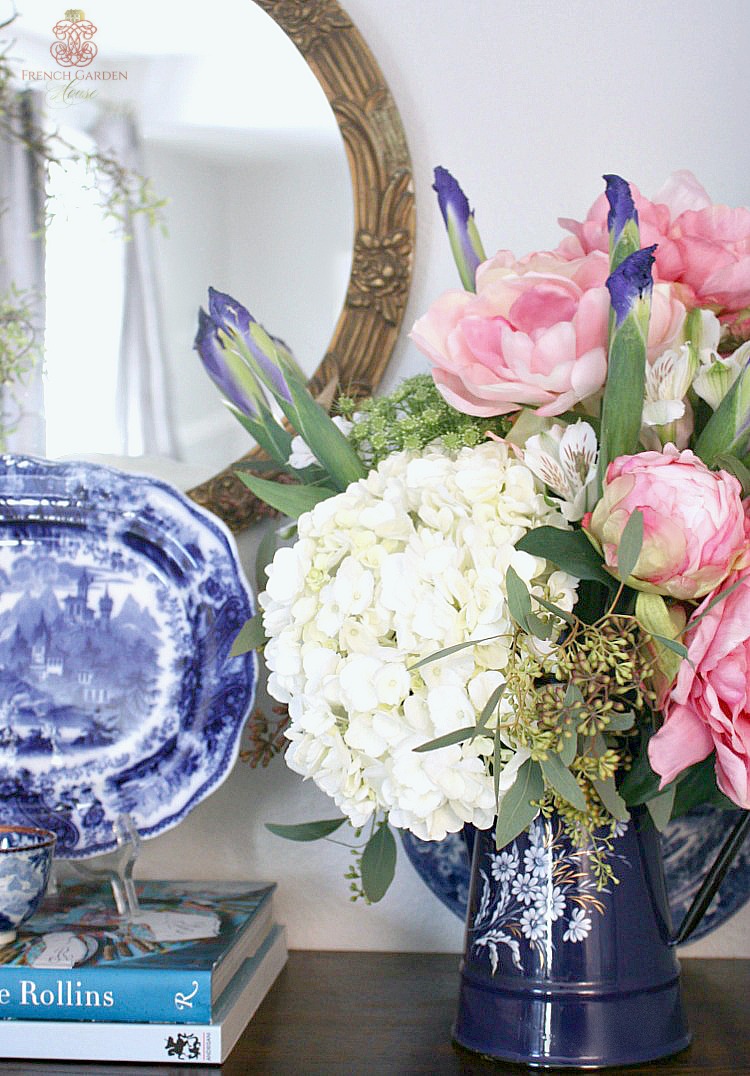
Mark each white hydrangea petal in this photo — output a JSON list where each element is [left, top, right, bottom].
[[260, 440, 576, 839]]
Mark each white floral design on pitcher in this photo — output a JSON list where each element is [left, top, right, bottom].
[[472, 818, 628, 973]]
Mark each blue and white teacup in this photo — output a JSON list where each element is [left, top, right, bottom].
[[0, 826, 56, 945]]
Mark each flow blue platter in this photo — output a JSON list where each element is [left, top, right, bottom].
[[0, 455, 257, 858]]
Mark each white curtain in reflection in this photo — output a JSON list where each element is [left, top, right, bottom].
[[0, 91, 46, 454], [92, 110, 177, 458]]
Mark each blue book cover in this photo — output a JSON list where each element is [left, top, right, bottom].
[[0, 927, 289, 1064], [0, 879, 275, 1024]]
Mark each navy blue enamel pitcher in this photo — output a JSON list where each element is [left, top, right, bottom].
[[454, 807, 721, 1068]]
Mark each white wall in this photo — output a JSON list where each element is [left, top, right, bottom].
[[135, 0, 750, 957], [143, 139, 352, 482]]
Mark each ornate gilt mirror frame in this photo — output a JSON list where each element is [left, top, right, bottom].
[[187, 0, 415, 532]]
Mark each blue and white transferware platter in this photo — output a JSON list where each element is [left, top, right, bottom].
[[0, 456, 257, 858], [401, 805, 750, 942]]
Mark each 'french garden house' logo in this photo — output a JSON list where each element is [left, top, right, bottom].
[[20, 9, 127, 94], [50, 10, 98, 69]]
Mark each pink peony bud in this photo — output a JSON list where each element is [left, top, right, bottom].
[[582, 446, 749, 600]]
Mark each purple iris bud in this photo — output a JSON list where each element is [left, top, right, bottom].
[[433, 166, 472, 229], [207, 287, 293, 404], [208, 287, 253, 336], [433, 166, 486, 291], [245, 327, 294, 404], [603, 174, 638, 243], [606, 245, 657, 326], [194, 308, 259, 418]]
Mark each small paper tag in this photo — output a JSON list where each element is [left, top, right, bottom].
[[131, 910, 220, 943], [30, 931, 90, 968]]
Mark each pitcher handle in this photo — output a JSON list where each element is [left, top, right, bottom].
[[671, 810, 750, 947]]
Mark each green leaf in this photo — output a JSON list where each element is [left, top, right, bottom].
[[534, 595, 576, 628], [651, 634, 688, 660], [234, 459, 289, 474], [516, 527, 612, 586], [413, 726, 477, 753], [494, 758, 544, 850], [593, 777, 630, 822], [255, 522, 281, 596], [564, 682, 585, 707], [477, 682, 506, 730], [493, 727, 503, 810], [360, 823, 397, 903], [236, 472, 337, 518], [541, 753, 587, 812], [618, 745, 662, 805], [695, 362, 750, 465], [526, 612, 554, 641], [265, 818, 346, 842], [672, 754, 737, 816], [559, 729, 577, 767], [646, 783, 676, 831], [407, 634, 508, 671], [616, 508, 644, 583], [597, 312, 648, 491], [505, 566, 532, 631], [230, 613, 267, 656], [226, 403, 293, 468], [714, 453, 750, 495], [284, 375, 366, 491], [559, 683, 586, 749], [610, 218, 641, 270], [605, 709, 636, 732], [635, 591, 685, 686]]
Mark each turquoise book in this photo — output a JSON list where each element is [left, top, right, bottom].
[[0, 879, 275, 1024]]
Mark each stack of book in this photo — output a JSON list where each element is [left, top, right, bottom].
[[0, 878, 286, 1064]]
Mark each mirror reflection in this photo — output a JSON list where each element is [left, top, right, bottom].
[[2, 0, 354, 487]]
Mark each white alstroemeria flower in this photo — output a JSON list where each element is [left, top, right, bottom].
[[288, 416, 353, 469], [642, 345, 698, 430], [641, 311, 724, 447], [693, 339, 750, 411], [523, 421, 598, 522]]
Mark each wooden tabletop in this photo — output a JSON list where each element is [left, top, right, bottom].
[[0, 954, 747, 1074]]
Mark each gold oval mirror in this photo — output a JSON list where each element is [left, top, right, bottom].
[[187, 0, 415, 531], [3, 0, 414, 534]]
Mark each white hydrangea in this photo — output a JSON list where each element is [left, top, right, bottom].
[[259, 441, 578, 841]]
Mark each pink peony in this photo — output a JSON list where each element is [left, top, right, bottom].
[[582, 446, 748, 600], [558, 170, 750, 324], [410, 250, 684, 418], [648, 567, 750, 807]]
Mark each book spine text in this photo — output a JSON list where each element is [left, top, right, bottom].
[[0, 967, 212, 1023]]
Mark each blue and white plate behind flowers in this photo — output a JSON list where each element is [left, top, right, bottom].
[[0, 456, 257, 858], [401, 805, 750, 942]]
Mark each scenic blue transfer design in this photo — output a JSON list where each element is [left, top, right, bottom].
[[0, 561, 161, 755], [0, 456, 257, 858]]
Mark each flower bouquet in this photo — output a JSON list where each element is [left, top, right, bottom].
[[195, 168, 750, 1066]]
